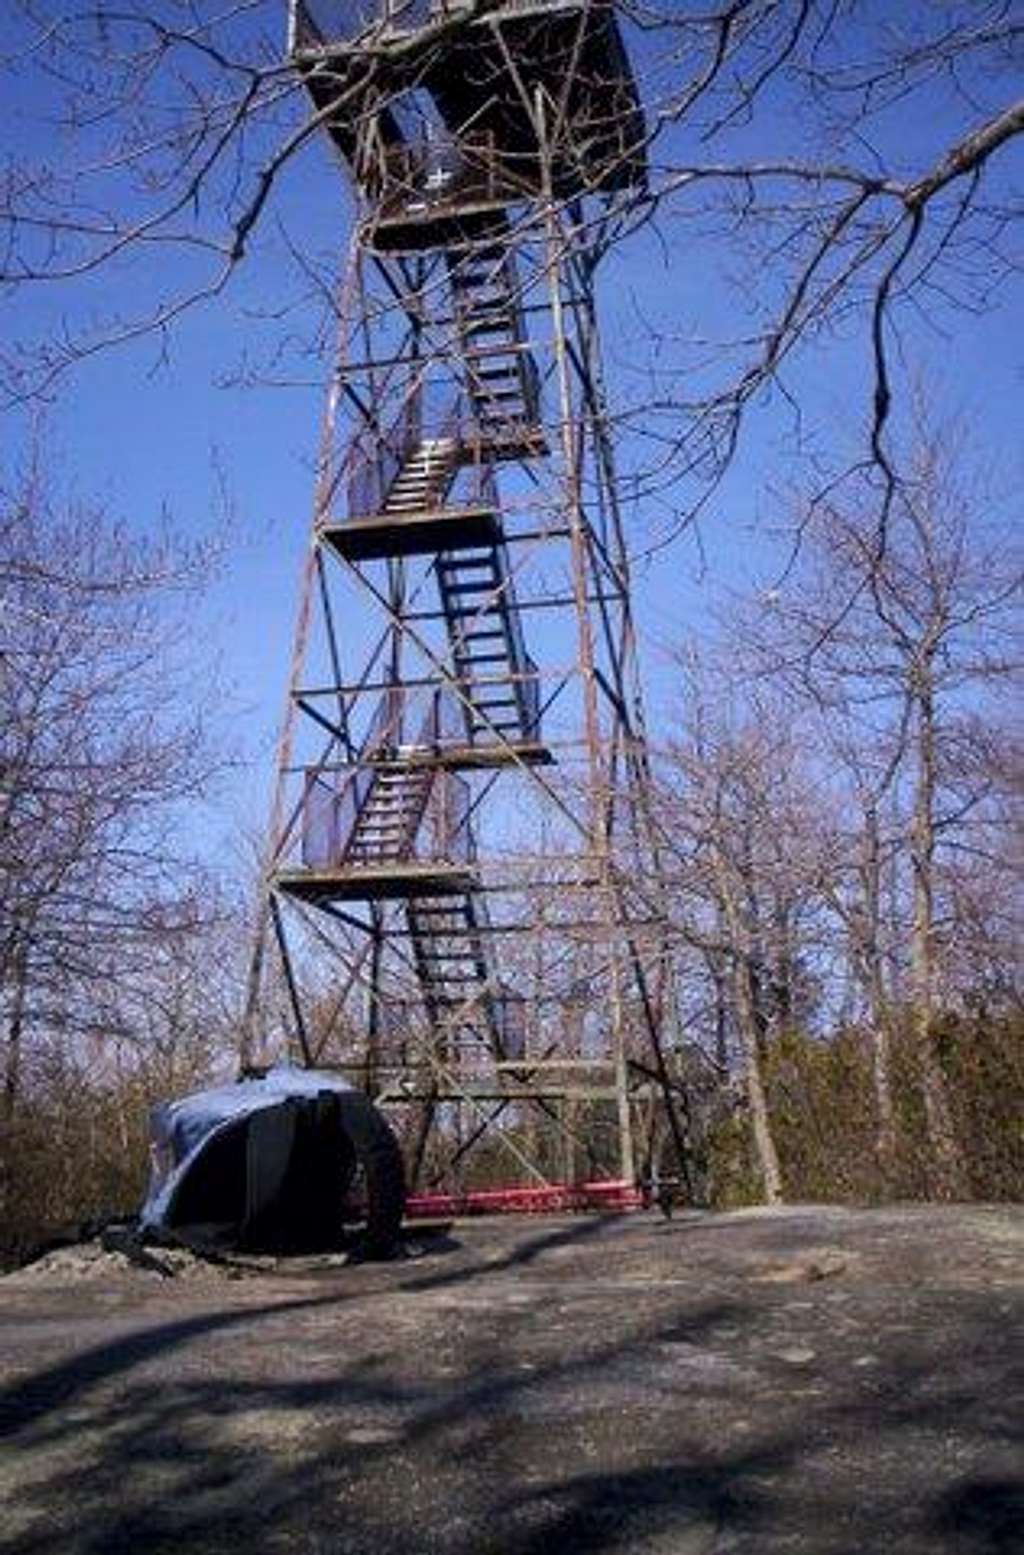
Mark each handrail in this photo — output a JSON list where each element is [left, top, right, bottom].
[[376, 127, 529, 219], [362, 682, 406, 756], [347, 383, 422, 520], [345, 382, 478, 521], [301, 684, 481, 869], [492, 989, 526, 1060], [423, 768, 473, 864]]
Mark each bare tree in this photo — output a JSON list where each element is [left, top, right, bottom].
[[2, 2, 1019, 502], [0, 451, 227, 1117], [733, 400, 1021, 1195], [650, 662, 833, 1204]]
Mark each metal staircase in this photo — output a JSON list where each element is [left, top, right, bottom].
[[381, 434, 459, 517], [407, 894, 524, 1060], [344, 764, 434, 864], [436, 543, 539, 746], [448, 246, 541, 451]]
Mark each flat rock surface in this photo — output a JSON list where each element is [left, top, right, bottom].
[[0, 1205, 1021, 1554]]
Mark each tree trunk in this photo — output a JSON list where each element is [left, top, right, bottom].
[[733, 952, 784, 1204], [910, 673, 966, 1199], [712, 854, 783, 1205], [3, 940, 28, 1122], [858, 801, 897, 1169]]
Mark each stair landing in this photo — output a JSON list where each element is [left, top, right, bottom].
[[322, 505, 500, 563], [275, 860, 479, 903], [386, 740, 553, 770]]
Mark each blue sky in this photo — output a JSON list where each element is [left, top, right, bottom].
[[4, 2, 1021, 873]]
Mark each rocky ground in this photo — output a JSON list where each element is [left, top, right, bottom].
[[0, 1204, 1021, 1554]]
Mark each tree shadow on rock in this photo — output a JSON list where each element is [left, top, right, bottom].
[[930, 1478, 1024, 1555]]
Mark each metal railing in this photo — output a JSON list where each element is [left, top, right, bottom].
[[290, 3, 434, 49], [375, 129, 531, 222], [303, 759, 403, 869], [294, 3, 551, 50], [300, 686, 405, 869], [418, 767, 473, 865], [346, 388, 422, 521], [345, 384, 537, 523], [300, 686, 477, 869], [444, 521, 541, 742], [490, 533, 541, 736]]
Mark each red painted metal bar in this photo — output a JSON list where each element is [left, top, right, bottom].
[[404, 1179, 642, 1219]]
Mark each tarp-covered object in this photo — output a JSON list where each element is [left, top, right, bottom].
[[141, 1067, 405, 1256]]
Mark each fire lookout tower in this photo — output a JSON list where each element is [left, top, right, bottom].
[[252, 0, 676, 1203]]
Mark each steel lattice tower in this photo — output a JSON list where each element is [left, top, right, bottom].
[[248, 0, 682, 1201]]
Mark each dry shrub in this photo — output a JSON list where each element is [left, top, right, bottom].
[[705, 1010, 1023, 1207], [0, 1051, 227, 1269]]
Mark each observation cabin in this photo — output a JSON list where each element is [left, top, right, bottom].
[[287, 0, 647, 250]]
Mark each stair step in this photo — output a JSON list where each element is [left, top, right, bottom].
[[411, 909, 472, 923], [359, 811, 421, 824], [437, 553, 497, 571], [463, 318, 516, 335], [443, 579, 503, 594], [440, 569, 499, 586], [460, 298, 513, 312], [460, 309, 513, 326], [416, 939, 479, 953], [452, 268, 508, 286]]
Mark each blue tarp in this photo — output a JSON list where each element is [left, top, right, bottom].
[[141, 1066, 354, 1235]]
